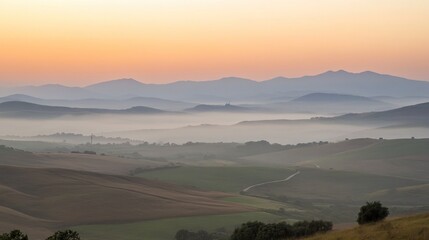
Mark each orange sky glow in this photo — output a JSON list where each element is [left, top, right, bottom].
[[0, 0, 428, 86]]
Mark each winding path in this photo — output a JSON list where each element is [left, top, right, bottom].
[[242, 170, 301, 193]]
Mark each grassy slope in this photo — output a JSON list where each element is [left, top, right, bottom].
[[138, 166, 296, 193], [313, 139, 429, 180], [248, 168, 425, 202], [242, 138, 429, 181], [306, 213, 429, 240], [245, 167, 429, 223], [241, 138, 379, 166], [74, 212, 284, 240]]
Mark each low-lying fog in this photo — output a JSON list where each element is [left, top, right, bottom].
[[1, 112, 427, 144], [0, 112, 322, 136]]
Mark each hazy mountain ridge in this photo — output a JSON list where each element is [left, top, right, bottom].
[[240, 101, 429, 125], [260, 92, 395, 114], [185, 104, 254, 112], [2, 71, 429, 102], [334, 102, 429, 123], [0, 94, 195, 111], [291, 93, 386, 103], [0, 101, 167, 118]]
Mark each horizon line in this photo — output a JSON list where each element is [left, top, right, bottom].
[[1, 69, 425, 88]]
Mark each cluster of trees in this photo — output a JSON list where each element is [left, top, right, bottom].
[[174, 202, 390, 240], [230, 220, 333, 240], [236, 140, 329, 155], [0, 230, 79, 240]]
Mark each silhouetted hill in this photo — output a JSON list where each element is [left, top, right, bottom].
[[239, 102, 429, 126], [334, 102, 429, 123], [85, 78, 149, 98], [0, 101, 166, 118], [0, 94, 194, 111], [185, 104, 252, 112], [267, 92, 394, 114], [0, 94, 42, 103], [291, 93, 385, 103]]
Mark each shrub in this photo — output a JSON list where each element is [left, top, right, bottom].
[[230, 220, 332, 240], [357, 201, 389, 225], [46, 230, 80, 240], [0, 230, 28, 240]]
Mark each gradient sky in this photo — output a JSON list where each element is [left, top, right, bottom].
[[0, 0, 428, 86]]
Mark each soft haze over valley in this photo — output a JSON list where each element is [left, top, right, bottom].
[[1, 1, 429, 240]]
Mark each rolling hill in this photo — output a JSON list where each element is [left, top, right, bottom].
[[0, 94, 195, 111], [0, 101, 167, 118], [185, 104, 253, 112], [265, 93, 394, 114], [239, 101, 429, 126], [305, 212, 429, 240], [0, 165, 250, 239], [242, 138, 429, 180], [334, 101, 429, 123], [291, 93, 385, 103], [0, 149, 164, 176]]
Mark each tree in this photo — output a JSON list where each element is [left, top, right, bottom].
[[231, 220, 332, 240], [357, 201, 389, 225], [45, 230, 80, 240], [230, 222, 265, 240], [0, 230, 28, 240], [175, 229, 191, 240]]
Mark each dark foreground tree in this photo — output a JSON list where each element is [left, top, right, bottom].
[[230, 221, 265, 240], [46, 230, 80, 240], [0, 230, 28, 240], [231, 220, 332, 240], [357, 201, 389, 225]]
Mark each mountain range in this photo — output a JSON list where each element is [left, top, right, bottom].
[[2, 70, 429, 102]]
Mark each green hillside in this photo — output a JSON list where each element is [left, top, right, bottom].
[[306, 212, 429, 240]]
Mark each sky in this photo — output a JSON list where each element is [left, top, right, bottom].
[[0, 0, 428, 86]]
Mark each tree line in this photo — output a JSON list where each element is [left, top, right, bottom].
[[1, 202, 389, 240], [0, 230, 79, 240], [175, 201, 389, 240]]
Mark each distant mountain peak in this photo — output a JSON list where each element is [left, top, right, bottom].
[[86, 78, 144, 88], [319, 69, 353, 76], [216, 77, 254, 82]]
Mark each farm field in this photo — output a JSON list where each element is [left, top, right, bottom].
[[0, 138, 428, 238], [138, 166, 296, 193], [74, 212, 285, 240]]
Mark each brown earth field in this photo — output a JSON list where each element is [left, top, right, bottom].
[[0, 165, 251, 239], [0, 148, 164, 175]]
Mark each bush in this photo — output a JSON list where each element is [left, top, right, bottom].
[[0, 230, 28, 240], [230, 220, 332, 240], [46, 230, 80, 240], [357, 201, 389, 225]]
